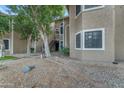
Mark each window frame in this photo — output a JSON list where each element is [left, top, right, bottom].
[[75, 5, 82, 17], [83, 28, 105, 50], [59, 22, 65, 50], [3, 38, 10, 51], [83, 5, 105, 12], [75, 31, 82, 50]]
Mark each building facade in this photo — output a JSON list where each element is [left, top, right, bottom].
[[68, 5, 124, 62]]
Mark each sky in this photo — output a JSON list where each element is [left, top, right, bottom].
[[0, 5, 69, 16], [0, 5, 10, 14]]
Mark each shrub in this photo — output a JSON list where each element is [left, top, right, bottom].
[[30, 48, 34, 53], [60, 47, 70, 56]]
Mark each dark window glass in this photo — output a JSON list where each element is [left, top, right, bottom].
[[60, 41, 63, 49], [76, 5, 81, 16], [84, 5, 102, 9], [76, 33, 81, 48], [60, 26, 63, 34], [61, 22, 63, 26], [3, 39, 9, 50], [60, 23, 64, 34], [85, 31, 102, 48]]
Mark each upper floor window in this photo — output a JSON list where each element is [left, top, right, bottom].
[[60, 22, 64, 34], [76, 5, 82, 16], [83, 5, 104, 11]]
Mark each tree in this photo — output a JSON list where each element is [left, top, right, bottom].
[[14, 14, 39, 55], [0, 13, 9, 38], [7, 5, 64, 57], [0, 12, 10, 56]]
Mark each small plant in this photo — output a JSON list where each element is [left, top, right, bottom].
[[30, 48, 34, 53], [60, 47, 70, 56]]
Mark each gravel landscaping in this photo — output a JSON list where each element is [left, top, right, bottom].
[[0, 55, 124, 88]]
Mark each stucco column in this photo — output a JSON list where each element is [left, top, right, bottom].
[[10, 19, 14, 54]]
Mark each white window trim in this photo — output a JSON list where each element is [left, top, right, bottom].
[[75, 5, 104, 19], [83, 5, 105, 12], [83, 28, 105, 50], [59, 22, 64, 49], [3, 38, 10, 51], [75, 31, 82, 50]]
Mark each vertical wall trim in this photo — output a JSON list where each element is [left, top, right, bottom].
[[112, 6, 116, 61], [10, 19, 14, 54]]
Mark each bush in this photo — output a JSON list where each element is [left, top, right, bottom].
[[60, 48, 70, 56], [30, 48, 34, 53]]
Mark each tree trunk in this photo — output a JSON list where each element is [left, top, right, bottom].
[[27, 35, 31, 55], [1, 36, 5, 57], [39, 31, 51, 57]]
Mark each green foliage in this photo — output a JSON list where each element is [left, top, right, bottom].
[[6, 5, 64, 36], [30, 48, 34, 53], [0, 56, 17, 61], [6, 5, 64, 56], [60, 48, 70, 56], [0, 14, 10, 37], [13, 11, 39, 41]]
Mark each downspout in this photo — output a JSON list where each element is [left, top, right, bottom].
[[113, 6, 116, 62]]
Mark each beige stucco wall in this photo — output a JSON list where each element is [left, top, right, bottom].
[[115, 6, 124, 61], [54, 17, 69, 48], [36, 39, 43, 53], [69, 5, 115, 62], [13, 32, 27, 54], [2, 33, 12, 55]]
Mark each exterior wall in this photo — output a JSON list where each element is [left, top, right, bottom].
[[36, 39, 43, 53], [2, 33, 12, 55], [54, 17, 69, 48], [69, 5, 115, 62], [65, 25, 69, 48], [13, 32, 27, 54], [115, 6, 124, 61], [69, 5, 83, 60], [13, 32, 44, 54]]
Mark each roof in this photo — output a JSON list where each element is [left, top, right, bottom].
[[54, 16, 69, 22]]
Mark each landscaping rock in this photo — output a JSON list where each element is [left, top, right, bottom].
[[0, 56, 124, 88], [22, 65, 35, 73]]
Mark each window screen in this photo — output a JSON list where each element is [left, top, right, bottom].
[[85, 31, 102, 48], [3, 39, 9, 50], [60, 41, 63, 49], [60, 26, 63, 34], [76, 33, 81, 48]]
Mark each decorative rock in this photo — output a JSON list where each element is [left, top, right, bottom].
[[112, 61, 118, 64], [22, 65, 35, 73]]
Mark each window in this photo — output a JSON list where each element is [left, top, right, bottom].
[[60, 22, 64, 34], [75, 32, 82, 49], [3, 39, 10, 50], [59, 22, 64, 50], [83, 5, 104, 11], [60, 41, 64, 49], [83, 28, 105, 50], [76, 5, 82, 16], [60, 26, 63, 34]]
